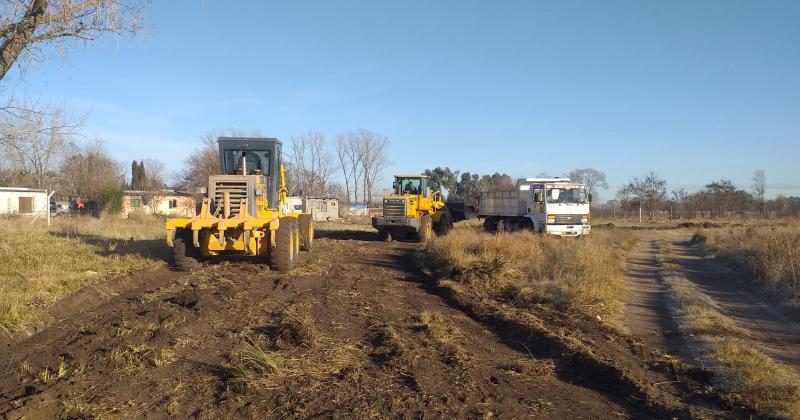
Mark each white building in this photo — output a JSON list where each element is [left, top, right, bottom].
[[122, 191, 196, 219], [286, 196, 340, 221], [0, 187, 49, 216]]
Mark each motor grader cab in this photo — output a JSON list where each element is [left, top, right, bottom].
[[165, 137, 313, 272], [372, 175, 453, 243]]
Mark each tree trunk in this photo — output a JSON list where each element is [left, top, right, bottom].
[[0, 0, 48, 80]]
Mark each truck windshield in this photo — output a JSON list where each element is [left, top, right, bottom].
[[396, 178, 421, 195], [223, 150, 271, 175], [546, 187, 587, 204]]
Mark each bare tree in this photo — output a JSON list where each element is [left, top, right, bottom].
[[0, 0, 145, 84], [60, 139, 122, 199], [0, 102, 80, 187], [290, 130, 335, 197], [178, 133, 219, 190], [143, 158, 165, 190], [355, 128, 390, 206], [567, 168, 608, 201], [752, 169, 766, 216], [619, 172, 667, 220], [335, 132, 363, 204]]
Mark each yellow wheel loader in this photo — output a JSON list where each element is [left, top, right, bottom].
[[371, 175, 453, 243], [165, 137, 313, 272]]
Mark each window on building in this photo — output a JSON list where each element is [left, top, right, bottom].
[[169, 199, 178, 209], [131, 199, 141, 208]]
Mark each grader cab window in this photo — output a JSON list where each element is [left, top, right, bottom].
[[223, 150, 271, 175]]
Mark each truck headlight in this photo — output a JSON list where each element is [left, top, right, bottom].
[[547, 215, 555, 224], [581, 216, 589, 224]]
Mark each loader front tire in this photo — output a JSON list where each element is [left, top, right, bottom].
[[417, 215, 432, 244], [434, 211, 453, 236], [298, 214, 314, 251], [173, 230, 202, 271], [270, 219, 297, 272]]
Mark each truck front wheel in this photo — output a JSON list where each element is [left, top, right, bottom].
[[298, 214, 314, 251], [483, 218, 498, 233]]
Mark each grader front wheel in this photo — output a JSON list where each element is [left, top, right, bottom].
[[270, 219, 297, 272], [173, 229, 202, 271]]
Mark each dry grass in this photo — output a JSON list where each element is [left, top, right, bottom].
[[710, 337, 800, 419], [667, 279, 800, 418], [0, 215, 167, 332], [694, 224, 800, 302], [416, 225, 636, 323]]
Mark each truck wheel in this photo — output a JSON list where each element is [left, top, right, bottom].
[[298, 214, 314, 251], [377, 229, 390, 241], [417, 215, 432, 244], [483, 218, 498, 233], [173, 229, 202, 271], [270, 219, 296, 272], [435, 212, 453, 236]]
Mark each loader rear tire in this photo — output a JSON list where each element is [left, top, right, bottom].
[[417, 215, 432, 244], [270, 218, 296, 272], [173, 230, 202, 271], [298, 214, 314, 251]]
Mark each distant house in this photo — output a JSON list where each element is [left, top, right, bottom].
[[122, 190, 195, 219], [0, 187, 48, 216], [286, 196, 340, 221]]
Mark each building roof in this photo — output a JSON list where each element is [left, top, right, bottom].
[[123, 190, 194, 197], [0, 187, 47, 193]]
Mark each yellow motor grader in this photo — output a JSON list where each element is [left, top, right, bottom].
[[165, 137, 313, 272], [372, 175, 453, 243]]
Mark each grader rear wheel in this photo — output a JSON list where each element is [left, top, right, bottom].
[[270, 219, 296, 272], [298, 214, 314, 251]]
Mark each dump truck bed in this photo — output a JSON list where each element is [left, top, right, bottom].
[[478, 191, 527, 217]]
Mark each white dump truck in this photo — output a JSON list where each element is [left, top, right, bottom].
[[479, 178, 591, 236]]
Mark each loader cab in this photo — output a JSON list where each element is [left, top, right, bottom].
[[393, 175, 430, 197], [217, 137, 283, 209]]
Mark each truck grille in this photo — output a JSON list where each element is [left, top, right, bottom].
[[213, 180, 248, 217], [383, 199, 406, 218], [554, 214, 583, 224]]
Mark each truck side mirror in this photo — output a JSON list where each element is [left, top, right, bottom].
[[588, 193, 593, 204], [533, 191, 541, 203]]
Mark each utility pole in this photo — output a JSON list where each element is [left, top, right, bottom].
[[639, 203, 642, 223]]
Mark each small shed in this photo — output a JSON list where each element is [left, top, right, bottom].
[[286, 196, 340, 221], [0, 187, 48, 216], [305, 197, 339, 221], [123, 190, 196, 219]]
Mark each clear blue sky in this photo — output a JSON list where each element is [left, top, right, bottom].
[[6, 0, 799, 199]]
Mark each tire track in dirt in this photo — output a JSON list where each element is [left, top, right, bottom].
[[623, 228, 800, 371], [622, 233, 686, 356], [669, 236, 800, 370]]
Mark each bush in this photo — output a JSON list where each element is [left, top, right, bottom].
[[100, 187, 124, 214]]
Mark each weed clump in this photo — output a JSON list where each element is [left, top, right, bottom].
[[416, 227, 632, 323]]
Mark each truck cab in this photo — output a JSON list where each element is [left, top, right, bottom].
[[524, 178, 591, 236]]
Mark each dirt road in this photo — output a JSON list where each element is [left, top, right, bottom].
[[0, 226, 757, 418], [623, 229, 800, 370]]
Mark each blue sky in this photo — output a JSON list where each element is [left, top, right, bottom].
[[5, 0, 799, 199]]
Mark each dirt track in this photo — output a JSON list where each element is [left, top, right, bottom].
[[623, 230, 800, 369], [0, 227, 761, 418]]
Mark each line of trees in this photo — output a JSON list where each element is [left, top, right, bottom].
[[601, 170, 800, 219]]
